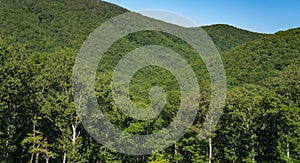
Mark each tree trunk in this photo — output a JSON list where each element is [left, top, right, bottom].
[[209, 136, 212, 163], [251, 130, 255, 163], [45, 140, 49, 163], [72, 125, 76, 155], [174, 143, 178, 163], [287, 133, 290, 160], [71, 124, 80, 156], [63, 152, 67, 163], [35, 151, 40, 163], [30, 153, 34, 163], [30, 122, 36, 163]]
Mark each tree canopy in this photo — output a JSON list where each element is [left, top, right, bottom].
[[0, 0, 299, 162]]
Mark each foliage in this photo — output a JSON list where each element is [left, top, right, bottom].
[[0, 0, 299, 162], [202, 24, 265, 52]]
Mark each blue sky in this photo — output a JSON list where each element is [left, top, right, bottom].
[[104, 0, 299, 34]]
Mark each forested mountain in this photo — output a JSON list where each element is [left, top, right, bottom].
[[223, 27, 300, 87], [0, 0, 127, 52], [201, 24, 265, 52], [0, 0, 263, 52], [0, 0, 299, 162]]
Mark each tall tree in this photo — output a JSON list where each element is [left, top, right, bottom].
[[0, 37, 35, 161]]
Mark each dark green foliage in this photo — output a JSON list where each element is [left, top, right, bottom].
[[223, 28, 300, 87], [0, 0, 300, 162], [202, 24, 265, 52], [0, 0, 127, 52]]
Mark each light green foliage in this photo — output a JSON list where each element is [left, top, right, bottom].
[[0, 37, 34, 161], [148, 151, 169, 163]]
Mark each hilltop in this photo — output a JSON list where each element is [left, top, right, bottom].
[[1, 0, 265, 52], [202, 24, 266, 51], [222, 27, 300, 87], [0, 0, 127, 51]]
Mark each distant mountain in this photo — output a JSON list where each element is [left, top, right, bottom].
[[1, 0, 266, 53], [1, 0, 299, 90], [202, 24, 266, 52], [1, 0, 299, 93], [222, 27, 300, 87]]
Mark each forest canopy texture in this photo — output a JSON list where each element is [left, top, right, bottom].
[[0, 0, 299, 162]]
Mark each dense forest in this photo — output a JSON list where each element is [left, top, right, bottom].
[[0, 0, 299, 162]]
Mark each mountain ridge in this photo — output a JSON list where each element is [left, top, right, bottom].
[[0, 0, 288, 53], [201, 24, 266, 51]]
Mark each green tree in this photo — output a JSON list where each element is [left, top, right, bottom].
[[215, 84, 265, 162], [0, 37, 35, 161]]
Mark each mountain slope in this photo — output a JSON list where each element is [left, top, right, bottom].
[[1, 1, 265, 53], [222, 27, 300, 87], [0, 0, 127, 52], [202, 24, 266, 51]]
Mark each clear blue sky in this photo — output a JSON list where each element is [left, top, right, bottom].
[[104, 0, 300, 34]]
